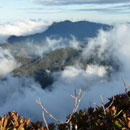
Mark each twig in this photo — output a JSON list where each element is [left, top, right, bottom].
[[122, 78, 130, 100], [66, 90, 78, 124], [93, 102, 100, 109], [66, 89, 85, 124], [75, 89, 85, 112], [36, 88, 85, 127], [122, 78, 128, 93], [36, 98, 63, 124], [107, 96, 115, 109], [70, 122, 72, 130], [42, 111, 49, 130], [100, 96, 106, 115]]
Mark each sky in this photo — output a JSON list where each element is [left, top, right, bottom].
[[0, 0, 130, 24]]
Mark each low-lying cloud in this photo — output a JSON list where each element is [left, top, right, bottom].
[[82, 24, 130, 74], [53, 65, 108, 90], [0, 48, 18, 76], [0, 19, 51, 43], [8, 36, 80, 57]]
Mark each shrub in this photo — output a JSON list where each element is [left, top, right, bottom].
[[0, 91, 130, 130]]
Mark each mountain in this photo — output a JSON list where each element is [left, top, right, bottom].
[[13, 47, 119, 88], [7, 20, 111, 43], [13, 48, 80, 88]]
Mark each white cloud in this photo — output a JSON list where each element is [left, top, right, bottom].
[[0, 19, 52, 43], [8, 36, 80, 57], [51, 65, 108, 92], [34, 0, 130, 5], [0, 48, 18, 76], [28, 36, 80, 56], [82, 23, 130, 77]]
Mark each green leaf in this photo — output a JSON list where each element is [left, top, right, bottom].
[[115, 120, 123, 128]]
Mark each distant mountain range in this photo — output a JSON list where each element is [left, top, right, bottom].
[[7, 20, 111, 43]]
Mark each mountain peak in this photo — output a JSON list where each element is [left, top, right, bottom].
[[7, 20, 111, 43]]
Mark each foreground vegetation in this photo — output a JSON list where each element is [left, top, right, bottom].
[[0, 90, 130, 130]]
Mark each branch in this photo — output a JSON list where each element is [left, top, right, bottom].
[[36, 88, 85, 126], [66, 89, 85, 124], [36, 98, 63, 124], [122, 78, 128, 93], [107, 96, 115, 109], [42, 111, 49, 130], [122, 78, 130, 100], [100, 96, 106, 115]]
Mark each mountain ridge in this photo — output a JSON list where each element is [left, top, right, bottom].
[[7, 20, 111, 43]]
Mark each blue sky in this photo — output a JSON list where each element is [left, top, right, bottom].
[[0, 0, 130, 24]]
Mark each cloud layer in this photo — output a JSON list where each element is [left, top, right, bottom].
[[0, 48, 18, 76], [35, 0, 130, 5], [31, 0, 130, 24], [9, 36, 80, 57], [0, 19, 51, 43]]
